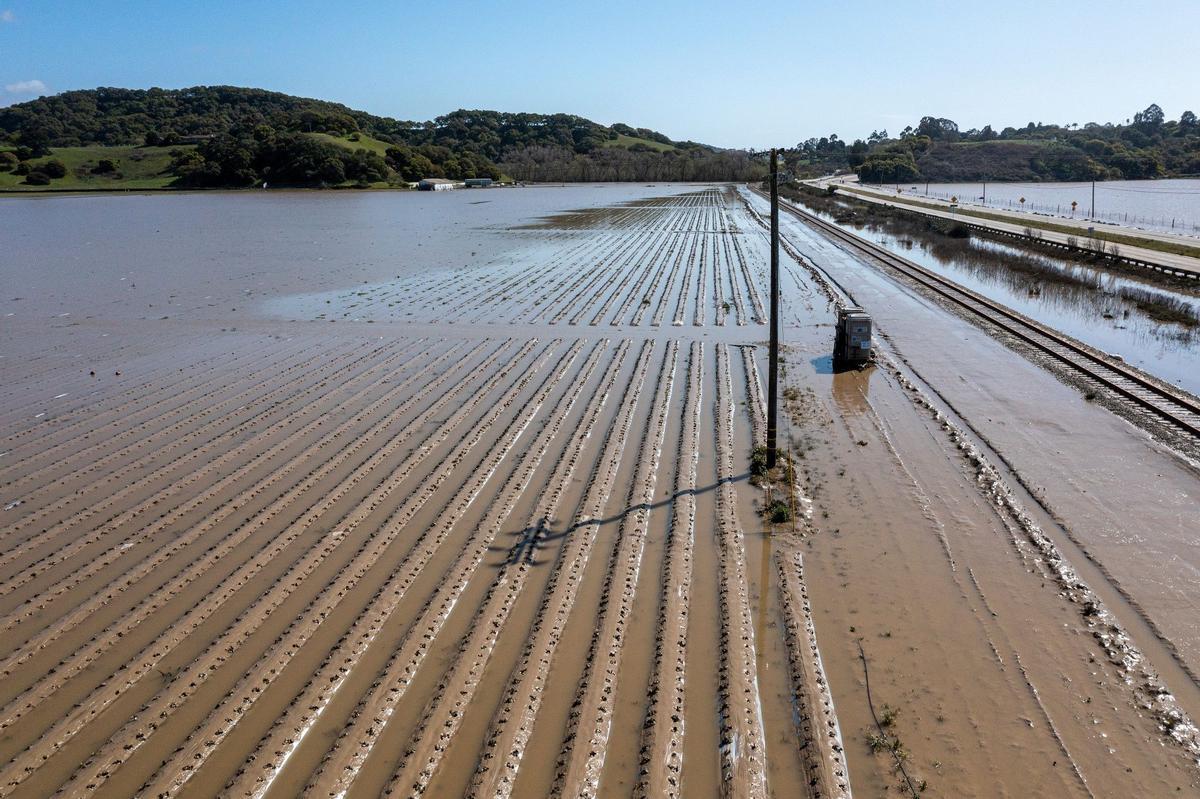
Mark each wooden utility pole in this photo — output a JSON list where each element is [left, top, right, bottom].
[[767, 149, 780, 469]]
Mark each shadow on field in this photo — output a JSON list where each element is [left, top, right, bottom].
[[490, 475, 746, 567]]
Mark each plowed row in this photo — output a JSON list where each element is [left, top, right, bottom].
[[304, 187, 768, 328], [1, 189, 833, 798]]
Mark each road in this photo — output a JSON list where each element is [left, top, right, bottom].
[[811, 176, 1200, 278]]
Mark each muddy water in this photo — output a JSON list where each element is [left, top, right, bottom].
[[2, 184, 1198, 799], [745, 186, 1200, 792]]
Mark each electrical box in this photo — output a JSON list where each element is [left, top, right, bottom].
[[834, 307, 872, 366]]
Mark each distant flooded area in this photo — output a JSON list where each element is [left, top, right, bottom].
[[788, 189, 1200, 395], [885, 178, 1200, 235]]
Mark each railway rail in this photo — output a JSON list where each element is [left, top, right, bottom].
[[748, 185, 1200, 440]]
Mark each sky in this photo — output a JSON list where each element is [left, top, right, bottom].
[[1, 0, 1196, 149]]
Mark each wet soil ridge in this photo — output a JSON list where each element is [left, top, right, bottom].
[[467, 341, 656, 799], [0, 339, 466, 646], [28, 339, 559, 797], [714, 344, 770, 797], [3, 187, 815, 799], [0, 338, 524, 746], [777, 552, 852, 799], [633, 341, 702, 799], [293, 187, 768, 330], [549, 341, 677, 798], [11, 183, 1194, 797], [380, 341, 629, 799], [144, 340, 599, 799]]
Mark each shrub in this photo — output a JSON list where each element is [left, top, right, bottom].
[[13, 162, 30, 176], [0, 151, 17, 172], [24, 171, 51, 185], [41, 159, 68, 178], [92, 158, 118, 174], [750, 446, 769, 480]]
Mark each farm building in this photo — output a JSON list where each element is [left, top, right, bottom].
[[464, 178, 493, 188], [418, 178, 458, 191]]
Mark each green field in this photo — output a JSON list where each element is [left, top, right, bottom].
[[600, 133, 677, 152], [305, 132, 395, 157], [0, 145, 190, 191]]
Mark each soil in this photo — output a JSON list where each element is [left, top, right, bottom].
[[1, 184, 1197, 798]]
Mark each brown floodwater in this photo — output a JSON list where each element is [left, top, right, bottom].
[[1, 184, 1197, 798]]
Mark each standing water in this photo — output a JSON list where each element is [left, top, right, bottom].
[[784, 190, 1200, 395], [887, 178, 1200, 236]]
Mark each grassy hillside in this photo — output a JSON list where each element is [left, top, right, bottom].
[[599, 133, 677, 153], [305, 132, 394, 158], [0, 145, 188, 191]]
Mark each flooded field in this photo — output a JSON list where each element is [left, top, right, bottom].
[[889, 178, 1200, 236], [786, 188, 1200, 394], [3, 185, 1199, 797]]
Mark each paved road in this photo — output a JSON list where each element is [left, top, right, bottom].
[[810, 176, 1200, 277]]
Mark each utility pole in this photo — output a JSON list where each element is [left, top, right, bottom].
[[767, 149, 780, 469], [982, 179, 987, 206], [1091, 179, 1095, 219]]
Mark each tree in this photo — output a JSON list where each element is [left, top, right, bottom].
[[385, 145, 437, 181], [24, 170, 51, 185], [19, 127, 52, 157], [316, 158, 345, 185], [1180, 110, 1198, 130], [1133, 103, 1165, 130], [93, 158, 118, 174], [0, 151, 17, 172], [917, 116, 959, 141], [847, 139, 869, 168]]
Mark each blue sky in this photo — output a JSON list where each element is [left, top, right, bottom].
[[1, 0, 1195, 148]]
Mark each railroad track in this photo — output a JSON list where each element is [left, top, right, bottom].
[[748, 185, 1200, 440]]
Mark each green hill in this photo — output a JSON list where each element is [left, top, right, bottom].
[[0, 86, 757, 189]]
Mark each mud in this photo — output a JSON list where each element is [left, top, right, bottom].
[[2, 184, 1197, 798]]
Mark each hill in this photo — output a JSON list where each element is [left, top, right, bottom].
[[0, 86, 762, 189], [782, 106, 1200, 183]]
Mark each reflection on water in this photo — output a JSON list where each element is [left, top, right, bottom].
[[810, 355, 834, 375], [832, 368, 873, 417], [909, 179, 1200, 236], [788, 192, 1200, 395]]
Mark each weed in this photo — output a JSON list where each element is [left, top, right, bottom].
[[749, 446, 769, 481], [765, 500, 791, 524], [866, 732, 892, 753]]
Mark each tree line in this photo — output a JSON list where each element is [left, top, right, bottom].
[[784, 105, 1200, 183]]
